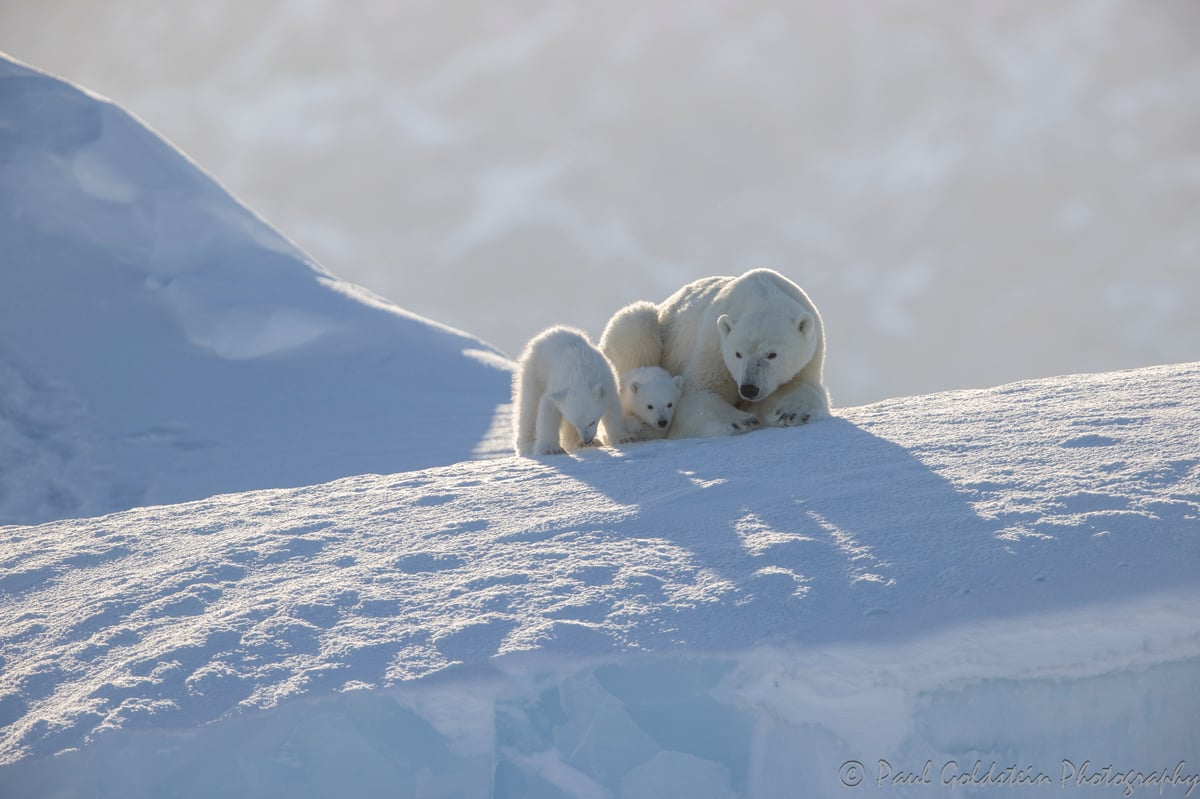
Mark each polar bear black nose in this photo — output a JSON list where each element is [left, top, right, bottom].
[[739, 384, 759, 399], [657, 419, 669, 428]]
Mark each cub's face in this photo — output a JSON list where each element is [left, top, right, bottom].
[[717, 311, 817, 402], [625, 375, 683, 431], [560, 383, 609, 445]]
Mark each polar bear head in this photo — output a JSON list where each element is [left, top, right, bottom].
[[555, 383, 610, 445], [621, 366, 684, 431], [717, 307, 819, 402]]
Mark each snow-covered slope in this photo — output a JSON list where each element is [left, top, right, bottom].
[[0, 53, 513, 527], [2, 363, 1197, 798]]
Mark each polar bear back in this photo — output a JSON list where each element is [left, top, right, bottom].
[[657, 275, 730, 394], [521, 326, 615, 393], [598, 300, 663, 377]]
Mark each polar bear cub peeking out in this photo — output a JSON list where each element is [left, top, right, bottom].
[[619, 366, 683, 440], [512, 326, 626, 457]]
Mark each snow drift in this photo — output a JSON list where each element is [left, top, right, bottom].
[[2, 363, 1198, 798], [0, 53, 512, 527]]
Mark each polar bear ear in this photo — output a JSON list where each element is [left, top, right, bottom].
[[672, 375, 684, 390], [796, 313, 812, 335], [629, 381, 641, 395], [592, 383, 607, 401], [549, 389, 568, 405], [717, 314, 734, 337]]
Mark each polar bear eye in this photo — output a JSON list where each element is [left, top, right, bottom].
[[647, 404, 654, 410], [767, 352, 777, 359], [735, 352, 742, 359], [667, 403, 673, 408]]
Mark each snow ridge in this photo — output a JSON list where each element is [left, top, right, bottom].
[[1, 363, 1197, 797], [0, 53, 513, 526]]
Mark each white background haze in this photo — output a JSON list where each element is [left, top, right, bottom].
[[4, 0, 1197, 405]]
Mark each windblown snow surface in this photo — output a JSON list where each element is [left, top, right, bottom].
[[2, 363, 1199, 798], [0, 53, 512, 527]]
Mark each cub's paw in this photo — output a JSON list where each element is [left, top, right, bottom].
[[537, 445, 568, 456]]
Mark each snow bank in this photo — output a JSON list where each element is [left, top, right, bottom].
[[0, 53, 513, 526], [2, 363, 1197, 798]]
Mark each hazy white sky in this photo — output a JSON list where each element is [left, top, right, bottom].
[[3, 1, 1198, 404]]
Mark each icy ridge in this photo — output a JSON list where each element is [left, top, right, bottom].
[[0, 54, 513, 526], [1, 362, 1197, 797]]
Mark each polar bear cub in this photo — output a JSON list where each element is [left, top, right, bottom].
[[619, 366, 683, 440], [512, 326, 626, 457]]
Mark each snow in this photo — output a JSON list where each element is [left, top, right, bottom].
[[0, 54, 513, 527], [2, 52, 1199, 799], [3, 362, 1199, 797]]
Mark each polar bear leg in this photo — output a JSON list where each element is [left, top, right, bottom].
[[667, 390, 762, 439], [558, 417, 584, 451], [514, 377, 539, 457], [754, 379, 830, 427], [534, 394, 567, 455], [599, 396, 632, 447]]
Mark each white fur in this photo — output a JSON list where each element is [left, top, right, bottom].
[[512, 326, 627, 457], [619, 366, 683, 441], [599, 300, 662, 377], [600, 269, 829, 439]]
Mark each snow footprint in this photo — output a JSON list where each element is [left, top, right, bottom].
[[412, 493, 458, 507], [393, 553, 464, 573], [433, 618, 518, 663]]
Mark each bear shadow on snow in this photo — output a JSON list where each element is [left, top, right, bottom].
[[556, 418, 1143, 650]]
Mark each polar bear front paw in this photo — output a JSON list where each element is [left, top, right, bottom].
[[760, 383, 829, 428], [772, 408, 813, 426], [730, 414, 761, 434], [537, 445, 568, 456]]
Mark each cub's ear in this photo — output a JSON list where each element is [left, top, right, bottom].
[[717, 314, 734, 337], [629, 381, 642, 395], [672, 375, 684, 390], [592, 383, 607, 401], [796, 313, 813, 335], [549, 389, 568, 405]]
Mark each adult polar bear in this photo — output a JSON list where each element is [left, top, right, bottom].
[[599, 269, 829, 439]]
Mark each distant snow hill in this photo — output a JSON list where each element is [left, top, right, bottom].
[[0, 53, 513, 526], [1, 362, 1198, 798]]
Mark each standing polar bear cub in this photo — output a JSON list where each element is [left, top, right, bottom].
[[600, 269, 829, 439], [512, 326, 626, 457]]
